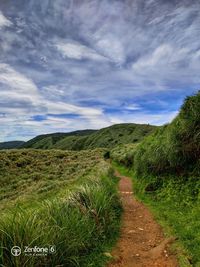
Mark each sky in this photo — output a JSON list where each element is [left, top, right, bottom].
[[0, 0, 199, 141]]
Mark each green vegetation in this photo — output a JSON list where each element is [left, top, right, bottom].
[[0, 141, 25, 150], [111, 92, 200, 266], [0, 149, 107, 210], [21, 130, 96, 149], [134, 92, 200, 177], [0, 149, 122, 266], [21, 123, 156, 150], [132, 174, 200, 266], [110, 143, 139, 167]]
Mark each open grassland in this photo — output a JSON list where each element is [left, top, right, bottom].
[[0, 149, 106, 210], [0, 149, 122, 267], [111, 92, 200, 266]]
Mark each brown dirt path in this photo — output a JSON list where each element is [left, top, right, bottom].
[[108, 172, 178, 267]]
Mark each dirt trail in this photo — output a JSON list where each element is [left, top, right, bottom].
[[108, 172, 178, 267]]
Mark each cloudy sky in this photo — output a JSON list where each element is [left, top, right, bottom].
[[0, 0, 199, 141]]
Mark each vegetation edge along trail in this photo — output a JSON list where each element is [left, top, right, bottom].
[[107, 169, 178, 267]]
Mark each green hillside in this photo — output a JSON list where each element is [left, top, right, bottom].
[[81, 123, 156, 149], [0, 141, 25, 150], [134, 92, 200, 177], [0, 149, 105, 208], [111, 91, 200, 265], [21, 123, 156, 150], [21, 130, 96, 149]]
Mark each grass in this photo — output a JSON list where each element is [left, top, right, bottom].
[[113, 163, 196, 266], [133, 92, 200, 177], [0, 149, 122, 266], [133, 174, 199, 266], [110, 143, 139, 167], [0, 149, 106, 211]]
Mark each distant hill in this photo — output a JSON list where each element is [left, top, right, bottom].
[[21, 123, 156, 150], [21, 130, 97, 149], [0, 141, 25, 150]]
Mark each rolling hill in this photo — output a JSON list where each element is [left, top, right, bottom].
[[21, 130, 97, 149], [0, 141, 25, 150], [21, 123, 156, 150]]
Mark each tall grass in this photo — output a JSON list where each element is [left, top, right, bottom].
[[110, 143, 139, 167], [0, 149, 107, 210], [0, 172, 121, 267], [134, 91, 200, 177]]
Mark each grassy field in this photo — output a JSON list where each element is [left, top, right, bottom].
[[0, 149, 106, 209], [0, 149, 122, 267], [110, 92, 200, 266]]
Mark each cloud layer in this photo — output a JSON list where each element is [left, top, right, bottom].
[[0, 0, 199, 141]]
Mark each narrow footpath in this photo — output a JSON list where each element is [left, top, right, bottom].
[[108, 172, 178, 267]]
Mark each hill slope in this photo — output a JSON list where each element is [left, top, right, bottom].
[[21, 130, 97, 149], [21, 123, 156, 150], [134, 92, 200, 176], [0, 141, 25, 150]]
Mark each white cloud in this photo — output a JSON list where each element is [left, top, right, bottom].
[[124, 104, 141, 111], [0, 63, 38, 94], [95, 36, 125, 64], [131, 42, 200, 90], [0, 63, 103, 115], [55, 40, 108, 61], [0, 63, 105, 140], [0, 11, 12, 29], [132, 44, 190, 71], [44, 101, 102, 116]]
